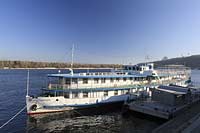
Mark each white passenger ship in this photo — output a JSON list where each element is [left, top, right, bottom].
[[26, 63, 191, 115]]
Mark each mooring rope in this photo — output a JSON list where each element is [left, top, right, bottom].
[[72, 109, 83, 116], [0, 105, 26, 129]]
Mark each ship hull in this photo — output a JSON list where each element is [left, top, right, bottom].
[[26, 94, 136, 115]]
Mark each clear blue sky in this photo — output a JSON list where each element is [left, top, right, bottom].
[[0, 0, 200, 64]]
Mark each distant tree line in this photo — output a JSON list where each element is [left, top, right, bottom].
[[3, 55, 199, 69], [0, 60, 121, 69]]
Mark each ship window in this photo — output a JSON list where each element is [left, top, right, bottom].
[[64, 92, 70, 98], [130, 77, 133, 80], [83, 92, 88, 98], [104, 91, 108, 96], [114, 90, 118, 96], [124, 90, 127, 94], [83, 78, 88, 84], [124, 66, 128, 70], [41, 92, 52, 97], [126, 89, 130, 94], [129, 67, 132, 70], [58, 77, 63, 84], [65, 78, 71, 84], [116, 78, 120, 81], [149, 65, 152, 70], [94, 78, 99, 84], [110, 78, 114, 83], [57, 91, 63, 96], [101, 78, 106, 83], [72, 92, 79, 98], [123, 78, 127, 81], [72, 78, 78, 84]]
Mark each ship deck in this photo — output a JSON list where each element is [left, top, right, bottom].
[[128, 100, 174, 119]]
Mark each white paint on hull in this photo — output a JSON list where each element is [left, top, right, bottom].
[[26, 94, 136, 115]]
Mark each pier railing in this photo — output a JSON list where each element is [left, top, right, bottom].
[[156, 67, 191, 77]]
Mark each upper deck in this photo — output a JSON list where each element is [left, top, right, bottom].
[[46, 63, 191, 90], [47, 72, 148, 79]]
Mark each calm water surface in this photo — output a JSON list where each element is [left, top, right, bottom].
[[0, 69, 199, 133]]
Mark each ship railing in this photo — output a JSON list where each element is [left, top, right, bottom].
[[48, 84, 70, 89], [156, 71, 190, 75], [48, 83, 147, 90], [48, 78, 187, 90], [156, 69, 191, 75]]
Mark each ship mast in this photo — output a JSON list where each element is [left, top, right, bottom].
[[26, 70, 30, 96], [70, 44, 74, 89], [70, 44, 74, 75]]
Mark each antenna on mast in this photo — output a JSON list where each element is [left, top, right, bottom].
[[26, 70, 30, 96]]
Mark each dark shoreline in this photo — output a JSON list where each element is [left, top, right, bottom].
[[0, 60, 121, 69]]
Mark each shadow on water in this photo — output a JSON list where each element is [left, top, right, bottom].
[[26, 104, 165, 133], [27, 106, 122, 133]]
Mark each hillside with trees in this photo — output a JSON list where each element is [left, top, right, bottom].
[[154, 55, 200, 69]]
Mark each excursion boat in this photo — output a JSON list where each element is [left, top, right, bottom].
[[26, 63, 191, 115]]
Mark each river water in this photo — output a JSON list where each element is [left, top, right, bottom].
[[0, 69, 199, 133]]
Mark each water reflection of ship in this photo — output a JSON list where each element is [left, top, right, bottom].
[[26, 105, 123, 133]]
